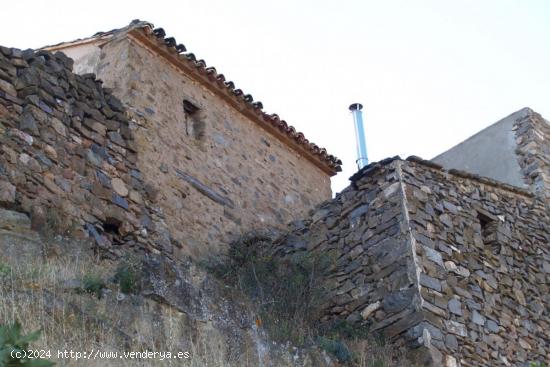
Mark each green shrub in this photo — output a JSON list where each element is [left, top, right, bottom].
[[317, 336, 353, 364], [0, 262, 11, 279], [81, 274, 105, 299], [212, 233, 335, 346], [114, 260, 141, 294], [321, 319, 371, 341], [0, 321, 54, 366]]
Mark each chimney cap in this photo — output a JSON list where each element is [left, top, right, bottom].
[[349, 103, 363, 111]]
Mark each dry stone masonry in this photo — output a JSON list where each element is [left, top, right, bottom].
[[0, 46, 174, 258], [272, 157, 550, 366]]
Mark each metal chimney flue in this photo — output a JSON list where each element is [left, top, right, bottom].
[[349, 103, 368, 170]]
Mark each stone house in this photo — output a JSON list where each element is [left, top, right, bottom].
[[43, 20, 341, 258]]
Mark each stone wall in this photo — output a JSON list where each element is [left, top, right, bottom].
[[514, 109, 550, 200], [0, 46, 174, 258], [55, 33, 334, 258], [272, 158, 428, 357], [272, 157, 550, 366], [403, 157, 550, 367]]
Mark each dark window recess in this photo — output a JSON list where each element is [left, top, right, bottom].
[[103, 216, 121, 236], [183, 99, 205, 145], [183, 99, 199, 115], [477, 211, 500, 253]]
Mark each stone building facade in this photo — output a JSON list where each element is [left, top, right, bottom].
[[44, 20, 341, 258]]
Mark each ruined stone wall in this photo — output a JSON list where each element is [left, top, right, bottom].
[[272, 159, 428, 355], [0, 46, 174, 258], [403, 158, 550, 367], [515, 109, 550, 200], [272, 157, 550, 366], [77, 36, 333, 258]]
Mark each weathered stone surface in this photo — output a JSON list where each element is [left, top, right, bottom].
[[65, 35, 334, 259], [0, 47, 158, 259], [0, 180, 16, 206], [447, 298, 462, 316], [271, 156, 550, 366], [419, 273, 442, 292], [111, 177, 128, 197]]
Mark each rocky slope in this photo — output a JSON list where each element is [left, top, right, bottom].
[[0, 207, 335, 366]]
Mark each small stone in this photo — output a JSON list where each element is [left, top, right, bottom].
[[19, 153, 30, 165], [51, 117, 67, 136], [382, 289, 414, 313], [361, 301, 380, 319], [20, 113, 39, 135], [383, 182, 400, 198], [96, 170, 112, 188], [159, 164, 169, 173], [423, 245, 444, 267], [439, 214, 453, 227], [472, 310, 485, 325], [54, 176, 71, 192], [86, 149, 102, 166], [444, 320, 467, 337], [448, 298, 462, 316], [0, 79, 17, 96], [419, 273, 442, 292], [445, 355, 457, 367], [108, 131, 126, 147], [112, 178, 128, 197], [513, 287, 526, 306], [83, 118, 106, 136], [518, 338, 531, 350], [9, 128, 33, 145], [145, 184, 159, 201], [445, 334, 458, 350], [112, 193, 129, 210], [129, 190, 143, 205], [44, 145, 57, 159], [0, 181, 16, 205], [486, 319, 499, 333], [443, 201, 458, 214]]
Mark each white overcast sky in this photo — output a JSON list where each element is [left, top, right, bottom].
[[1, 0, 549, 193]]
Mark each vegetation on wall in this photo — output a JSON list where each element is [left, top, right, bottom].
[[208, 232, 405, 366]]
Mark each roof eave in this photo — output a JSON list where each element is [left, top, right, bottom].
[[126, 27, 340, 176]]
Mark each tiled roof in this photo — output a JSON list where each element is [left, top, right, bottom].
[[43, 20, 342, 175]]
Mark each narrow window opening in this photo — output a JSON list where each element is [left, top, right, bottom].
[[183, 99, 206, 148], [477, 211, 500, 253], [183, 99, 199, 115]]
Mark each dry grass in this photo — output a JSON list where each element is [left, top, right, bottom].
[[0, 233, 419, 367], [0, 237, 248, 367]]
